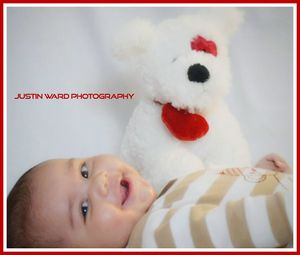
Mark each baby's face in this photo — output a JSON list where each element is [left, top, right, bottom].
[[30, 155, 157, 247]]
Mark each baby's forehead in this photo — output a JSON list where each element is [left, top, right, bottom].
[[31, 158, 71, 178], [30, 159, 73, 211], [29, 159, 73, 238], [31, 158, 73, 186], [38, 158, 70, 168]]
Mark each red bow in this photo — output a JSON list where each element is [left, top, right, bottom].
[[191, 35, 217, 57]]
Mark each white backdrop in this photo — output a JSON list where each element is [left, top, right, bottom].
[[7, 6, 294, 193]]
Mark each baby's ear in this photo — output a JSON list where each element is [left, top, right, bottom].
[[112, 18, 155, 61]]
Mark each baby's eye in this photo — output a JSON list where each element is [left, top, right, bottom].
[[81, 201, 89, 220], [81, 162, 89, 178]]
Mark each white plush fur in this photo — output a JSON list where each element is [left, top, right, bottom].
[[114, 8, 251, 191]]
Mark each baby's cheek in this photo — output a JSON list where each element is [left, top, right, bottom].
[[92, 204, 135, 232], [102, 209, 139, 245], [93, 205, 117, 228]]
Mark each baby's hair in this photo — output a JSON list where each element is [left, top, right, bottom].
[[7, 167, 36, 248], [7, 163, 65, 248]]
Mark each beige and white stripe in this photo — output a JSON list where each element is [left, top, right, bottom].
[[169, 205, 195, 247], [266, 192, 292, 247], [127, 212, 152, 248], [219, 174, 257, 206], [282, 190, 293, 228], [206, 205, 234, 247], [128, 169, 293, 248], [168, 171, 221, 208], [190, 204, 216, 247], [154, 208, 179, 247], [244, 196, 279, 247], [274, 174, 293, 193], [197, 174, 239, 205], [250, 173, 285, 196], [139, 209, 169, 248], [163, 171, 205, 208], [226, 199, 255, 247]]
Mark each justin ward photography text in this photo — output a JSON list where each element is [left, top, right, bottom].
[[14, 93, 135, 100]]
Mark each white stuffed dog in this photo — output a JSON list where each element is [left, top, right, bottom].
[[114, 8, 251, 191]]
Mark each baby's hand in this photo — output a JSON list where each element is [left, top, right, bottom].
[[255, 153, 291, 173]]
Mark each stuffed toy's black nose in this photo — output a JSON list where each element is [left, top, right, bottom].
[[187, 63, 210, 83]]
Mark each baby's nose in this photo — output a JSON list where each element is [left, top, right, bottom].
[[187, 63, 210, 83], [90, 171, 109, 197]]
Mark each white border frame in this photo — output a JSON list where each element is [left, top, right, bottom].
[[3, 3, 297, 252]]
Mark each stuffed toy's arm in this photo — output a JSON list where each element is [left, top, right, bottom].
[[127, 191, 293, 248]]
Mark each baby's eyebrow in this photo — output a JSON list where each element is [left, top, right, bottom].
[[67, 158, 76, 230], [68, 158, 76, 171], [68, 197, 75, 230]]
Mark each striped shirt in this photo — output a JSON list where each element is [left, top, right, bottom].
[[127, 167, 293, 248]]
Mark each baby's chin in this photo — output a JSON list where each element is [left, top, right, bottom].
[[139, 179, 157, 206], [130, 186, 156, 218]]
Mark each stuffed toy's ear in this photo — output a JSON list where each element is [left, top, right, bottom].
[[113, 18, 155, 60], [209, 8, 244, 37]]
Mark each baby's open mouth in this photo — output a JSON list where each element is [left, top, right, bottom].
[[120, 179, 130, 205]]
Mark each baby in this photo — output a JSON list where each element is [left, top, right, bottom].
[[7, 155, 157, 248], [7, 154, 292, 248]]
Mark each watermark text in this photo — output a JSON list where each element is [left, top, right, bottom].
[[14, 93, 135, 100]]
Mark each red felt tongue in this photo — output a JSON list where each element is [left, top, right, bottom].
[[161, 103, 209, 141]]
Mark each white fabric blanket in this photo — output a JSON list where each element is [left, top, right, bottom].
[[7, 6, 293, 193]]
